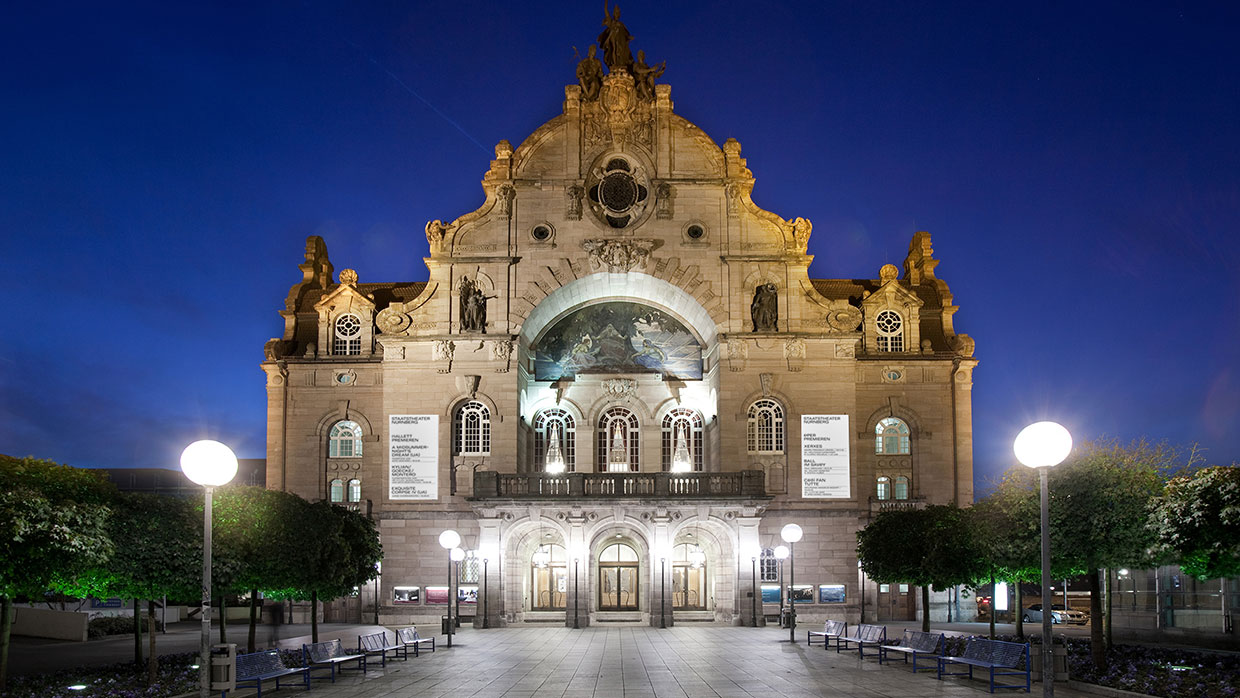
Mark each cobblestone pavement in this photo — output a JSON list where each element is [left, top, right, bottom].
[[288, 624, 1090, 698]]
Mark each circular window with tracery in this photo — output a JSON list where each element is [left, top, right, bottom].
[[875, 310, 904, 352], [587, 157, 650, 229]]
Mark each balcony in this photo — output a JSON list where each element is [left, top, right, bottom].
[[471, 470, 767, 500], [868, 496, 926, 515]]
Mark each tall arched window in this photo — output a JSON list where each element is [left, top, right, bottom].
[[661, 408, 703, 471], [597, 407, 639, 472], [454, 401, 491, 455], [876, 475, 891, 500], [329, 420, 363, 458], [875, 417, 911, 455], [347, 478, 362, 503], [329, 478, 344, 503], [333, 313, 362, 355], [534, 408, 576, 472], [894, 475, 910, 500], [746, 399, 785, 454], [875, 310, 904, 352]]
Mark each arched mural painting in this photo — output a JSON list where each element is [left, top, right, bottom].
[[533, 301, 703, 381]]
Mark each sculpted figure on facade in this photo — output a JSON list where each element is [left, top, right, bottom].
[[787, 216, 811, 253], [750, 283, 778, 332], [459, 277, 493, 333], [632, 50, 665, 101], [576, 44, 604, 101], [598, 2, 634, 72], [425, 219, 453, 253], [566, 184, 584, 220], [582, 239, 654, 272]]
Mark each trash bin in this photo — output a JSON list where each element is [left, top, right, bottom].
[[210, 644, 237, 692], [441, 615, 451, 634]]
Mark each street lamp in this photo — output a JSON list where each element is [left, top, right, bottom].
[[780, 523, 802, 643], [1015, 421, 1072, 698], [660, 557, 667, 628], [180, 440, 237, 698], [482, 558, 489, 629], [451, 547, 465, 637], [573, 557, 580, 629], [439, 530, 460, 647], [774, 545, 789, 627], [750, 555, 758, 627]]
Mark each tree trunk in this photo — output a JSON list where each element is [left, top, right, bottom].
[[311, 591, 319, 643], [1, 596, 12, 694], [1104, 567, 1113, 650], [147, 600, 157, 685], [988, 574, 997, 640], [219, 597, 227, 643], [134, 598, 143, 668], [921, 586, 930, 632], [1089, 569, 1106, 671], [1015, 583, 1024, 639], [247, 590, 258, 653]]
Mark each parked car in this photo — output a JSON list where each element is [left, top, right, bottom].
[[1022, 603, 1089, 624]]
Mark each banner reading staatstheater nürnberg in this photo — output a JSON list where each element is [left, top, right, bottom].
[[389, 414, 438, 500], [801, 414, 850, 498]]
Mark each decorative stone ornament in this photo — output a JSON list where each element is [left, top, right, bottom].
[[582, 238, 655, 272], [565, 184, 584, 220], [339, 268, 358, 285], [726, 339, 748, 372], [433, 340, 455, 373], [376, 306, 411, 335], [784, 338, 806, 372], [823, 300, 862, 334], [586, 156, 650, 228], [601, 378, 638, 399]]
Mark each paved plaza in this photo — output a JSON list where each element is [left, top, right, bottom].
[[278, 624, 1092, 698]]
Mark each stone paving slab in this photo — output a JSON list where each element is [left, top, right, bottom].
[[283, 625, 1092, 698]]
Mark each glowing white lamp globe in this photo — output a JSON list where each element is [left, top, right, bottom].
[[450, 547, 466, 562], [1014, 422, 1073, 468], [774, 545, 789, 560], [179, 440, 238, 487], [780, 523, 803, 544], [439, 530, 461, 550]]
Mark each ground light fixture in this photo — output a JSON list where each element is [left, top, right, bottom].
[[439, 530, 461, 647], [780, 523, 802, 643], [180, 440, 238, 698], [1015, 421, 1072, 698]]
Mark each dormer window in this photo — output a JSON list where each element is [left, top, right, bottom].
[[334, 313, 362, 355], [875, 310, 904, 352]]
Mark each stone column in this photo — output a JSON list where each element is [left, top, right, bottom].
[[566, 514, 590, 628], [476, 514, 504, 628], [736, 515, 764, 626], [650, 514, 673, 627]]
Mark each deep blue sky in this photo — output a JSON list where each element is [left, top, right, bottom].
[[3, 1, 1237, 493]]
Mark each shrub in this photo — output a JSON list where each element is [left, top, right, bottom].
[[87, 615, 135, 639]]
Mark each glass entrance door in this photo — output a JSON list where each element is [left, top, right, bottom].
[[672, 566, 705, 609], [533, 566, 567, 609], [598, 542, 639, 610]]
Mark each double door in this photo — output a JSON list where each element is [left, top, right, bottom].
[[599, 564, 639, 610]]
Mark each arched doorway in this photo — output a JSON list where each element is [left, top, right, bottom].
[[598, 542, 640, 610], [671, 543, 707, 610], [531, 543, 568, 610]]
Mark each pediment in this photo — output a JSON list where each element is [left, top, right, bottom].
[[314, 277, 375, 314], [860, 278, 924, 310]]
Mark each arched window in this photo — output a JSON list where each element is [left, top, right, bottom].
[[329, 420, 363, 458], [454, 401, 491, 455], [597, 407, 639, 472], [747, 399, 785, 454], [894, 475, 910, 500], [875, 309, 904, 352], [598, 542, 639, 610], [534, 408, 576, 472], [661, 408, 703, 471], [347, 478, 362, 503], [876, 475, 891, 501], [333, 313, 362, 355], [875, 417, 911, 455], [329, 478, 345, 503]]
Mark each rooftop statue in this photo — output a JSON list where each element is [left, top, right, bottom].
[[632, 50, 665, 101], [576, 44, 604, 101], [598, 2, 634, 72]]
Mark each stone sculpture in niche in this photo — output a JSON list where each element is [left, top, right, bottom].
[[598, 2, 634, 71], [750, 283, 778, 332], [566, 184, 584, 220], [576, 45, 603, 101], [459, 277, 494, 333]]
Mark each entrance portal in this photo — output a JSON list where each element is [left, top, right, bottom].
[[598, 542, 639, 610]]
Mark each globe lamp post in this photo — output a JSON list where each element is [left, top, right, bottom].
[[180, 440, 238, 698], [439, 530, 461, 647], [780, 523, 802, 643], [1014, 421, 1072, 698], [774, 545, 789, 626]]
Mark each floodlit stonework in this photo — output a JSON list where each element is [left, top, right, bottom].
[[261, 14, 977, 629]]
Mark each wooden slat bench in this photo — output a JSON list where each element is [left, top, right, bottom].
[[397, 626, 436, 656], [302, 639, 366, 682], [224, 649, 310, 698], [806, 619, 846, 648], [835, 623, 886, 657], [878, 630, 943, 672], [359, 630, 407, 666], [936, 637, 1030, 693]]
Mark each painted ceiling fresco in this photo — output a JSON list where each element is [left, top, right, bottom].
[[533, 302, 703, 381]]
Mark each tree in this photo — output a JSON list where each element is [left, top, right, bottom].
[[1150, 464, 1240, 580], [857, 503, 988, 631], [974, 468, 1055, 639], [0, 456, 115, 693], [68, 492, 200, 684]]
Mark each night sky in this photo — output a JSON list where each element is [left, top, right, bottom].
[[4, 1, 1237, 493]]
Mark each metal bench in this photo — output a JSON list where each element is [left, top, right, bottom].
[[359, 630, 407, 666], [397, 626, 436, 656], [806, 619, 846, 648], [302, 638, 366, 682], [835, 623, 886, 657], [936, 637, 1030, 693], [878, 630, 943, 672], [225, 649, 310, 698]]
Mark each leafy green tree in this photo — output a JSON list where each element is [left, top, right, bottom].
[[0, 456, 115, 692], [857, 503, 988, 631], [69, 492, 200, 684], [974, 468, 1056, 639], [1150, 464, 1240, 580]]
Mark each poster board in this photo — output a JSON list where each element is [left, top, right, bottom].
[[801, 415, 851, 498], [389, 415, 438, 500]]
